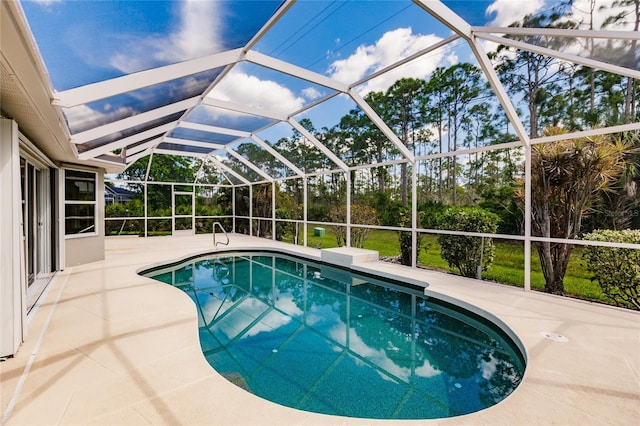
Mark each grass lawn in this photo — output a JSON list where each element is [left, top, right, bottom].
[[284, 228, 609, 305]]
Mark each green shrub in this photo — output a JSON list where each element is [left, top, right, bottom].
[[582, 229, 640, 310], [437, 207, 500, 278], [372, 192, 403, 226], [419, 200, 446, 229]]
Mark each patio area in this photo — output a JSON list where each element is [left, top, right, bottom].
[[1, 234, 638, 425]]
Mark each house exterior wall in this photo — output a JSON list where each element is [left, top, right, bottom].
[[0, 119, 27, 357], [1, 0, 108, 356]]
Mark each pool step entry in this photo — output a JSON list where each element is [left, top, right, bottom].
[[320, 247, 379, 268]]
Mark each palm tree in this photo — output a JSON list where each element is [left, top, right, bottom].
[[519, 127, 629, 294]]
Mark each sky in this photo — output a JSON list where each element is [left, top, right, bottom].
[[20, 0, 636, 155]]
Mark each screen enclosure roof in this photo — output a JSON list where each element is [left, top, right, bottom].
[[15, 0, 640, 180]]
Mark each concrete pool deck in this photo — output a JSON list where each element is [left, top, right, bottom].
[[1, 234, 638, 425]]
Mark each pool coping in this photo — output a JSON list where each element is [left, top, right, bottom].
[[1, 234, 639, 425]]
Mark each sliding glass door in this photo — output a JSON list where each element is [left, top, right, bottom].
[[20, 155, 53, 309]]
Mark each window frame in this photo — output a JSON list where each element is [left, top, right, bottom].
[[64, 168, 98, 238]]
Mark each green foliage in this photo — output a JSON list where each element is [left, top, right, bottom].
[[397, 208, 421, 266], [105, 198, 143, 218], [104, 199, 145, 235], [437, 207, 500, 278], [371, 192, 404, 226], [582, 230, 640, 310], [478, 185, 522, 235], [195, 202, 224, 217], [518, 128, 630, 294], [419, 200, 446, 229], [329, 204, 379, 248], [307, 204, 329, 222]]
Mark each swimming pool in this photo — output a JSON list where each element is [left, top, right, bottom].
[[143, 251, 525, 419]]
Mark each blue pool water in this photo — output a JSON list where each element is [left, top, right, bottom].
[[143, 251, 525, 419]]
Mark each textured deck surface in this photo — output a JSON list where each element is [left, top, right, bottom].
[[2, 234, 638, 425]]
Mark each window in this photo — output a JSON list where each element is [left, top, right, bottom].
[[65, 169, 96, 236]]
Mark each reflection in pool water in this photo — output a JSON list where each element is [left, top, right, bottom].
[[144, 252, 525, 419]]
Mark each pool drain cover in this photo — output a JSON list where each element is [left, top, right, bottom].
[[541, 331, 569, 342]]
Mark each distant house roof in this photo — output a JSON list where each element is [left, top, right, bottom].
[[107, 186, 138, 197], [105, 185, 138, 202]]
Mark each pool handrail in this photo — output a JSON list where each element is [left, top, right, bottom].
[[213, 222, 229, 247]]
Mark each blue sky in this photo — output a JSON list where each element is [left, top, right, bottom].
[[22, 0, 283, 89], [20, 0, 632, 154], [21, 0, 525, 93]]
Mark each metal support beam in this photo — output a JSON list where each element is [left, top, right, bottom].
[[162, 137, 225, 151], [346, 171, 351, 247], [472, 26, 640, 41], [531, 122, 640, 146], [250, 135, 305, 177], [477, 33, 640, 81], [243, 0, 297, 52], [245, 50, 349, 92], [152, 148, 208, 158], [125, 138, 163, 159], [412, 0, 472, 40], [208, 157, 251, 185], [178, 121, 251, 138], [249, 184, 253, 236], [70, 97, 200, 144], [303, 176, 308, 247], [350, 34, 461, 89], [524, 145, 532, 292], [126, 149, 153, 165], [77, 122, 176, 159], [349, 89, 415, 161], [232, 186, 236, 232], [272, 181, 276, 241], [202, 97, 287, 121], [468, 34, 530, 147], [288, 118, 349, 171], [411, 162, 418, 268], [53, 48, 244, 108], [225, 146, 274, 182]]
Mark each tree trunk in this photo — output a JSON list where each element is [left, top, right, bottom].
[[400, 163, 408, 207], [624, 77, 634, 123], [535, 199, 567, 295], [541, 242, 573, 295], [437, 118, 443, 201], [452, 122, 458, 205], [377, 140, 385, 192], [529, 89, 539, 138]]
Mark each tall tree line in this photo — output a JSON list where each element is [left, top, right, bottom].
[[117, 1, 639, 237]]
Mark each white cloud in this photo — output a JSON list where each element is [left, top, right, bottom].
[[327, 28, 457, 95], [64, 104, 135, 133], [159, 0, 223, 62], [415, 360, 441, 379], [208, 71, 305, 116], [486, 0, 546, 27], [480, 354, 498, 380], [109, 0, 223, 73], [328, 322, 440, 382], [302, 87, 323, 101], [31, 0, 64, 8], [32, 0, 62, 6]]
